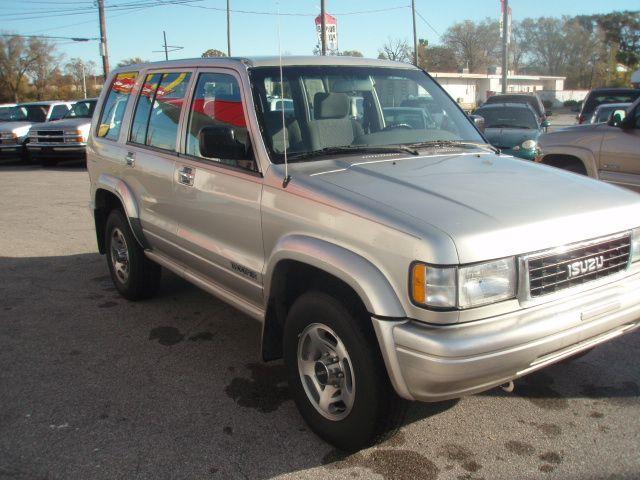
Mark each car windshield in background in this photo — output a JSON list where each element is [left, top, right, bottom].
[[584, 91, 640, 114], [64, 100, 96, 119], [475, 106, 538, 130], [250, 66, 484, 163], [484, 95, 543, 117], [5, 105, 48, 123]]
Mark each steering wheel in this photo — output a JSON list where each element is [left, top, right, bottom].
[[383, 123, 413, 131]]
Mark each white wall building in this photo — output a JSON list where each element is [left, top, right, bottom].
[[430, 71, 569, 108]]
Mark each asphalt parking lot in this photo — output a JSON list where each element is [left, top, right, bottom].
[[1, 157, 639, 480]]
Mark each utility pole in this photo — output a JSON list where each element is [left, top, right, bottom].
[[81, 62, 87, 99], [320, 0, 327, 56], [227, 0, 231, 56], [97, 0, 110, 77], [411, 0, 418, 66], [163, 30, 169, 60], [501, 0, 509, 94]]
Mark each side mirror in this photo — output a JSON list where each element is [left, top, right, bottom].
[[608, 109, 627, 128], [198, 125, 247, 160], [541, 119, 551, 130], [469, 114, 485, 133]]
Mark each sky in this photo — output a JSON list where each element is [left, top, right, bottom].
[[2, 0, 639, 72]]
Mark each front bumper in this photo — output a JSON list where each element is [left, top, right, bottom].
[[373, 271, 640, 402], [27, 143, 87, 157]]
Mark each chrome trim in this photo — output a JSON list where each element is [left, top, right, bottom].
[[518, 230, 632, 307], [28, 143, 86, 148]]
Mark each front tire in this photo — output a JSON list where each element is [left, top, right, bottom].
[[284, 291, 403, 451], [105, 209, 161, 300]]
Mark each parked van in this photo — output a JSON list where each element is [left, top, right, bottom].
[[88, 57, 640, 450]]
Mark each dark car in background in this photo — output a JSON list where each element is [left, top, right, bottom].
[[577, 88, 640, 124], [483, 93, 548, 123], [473, 102, 548, 160]]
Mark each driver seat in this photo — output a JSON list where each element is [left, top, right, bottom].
[[307, 93, 363, 150]]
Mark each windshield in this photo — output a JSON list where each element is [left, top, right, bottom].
[[3, 105, 48, 123], [584, 91, 640, 114], [250, 66, 484, 163], [64, 100, 96, 119], [0, 107, 14, 121], [475, 106, 538, 130], [485, 95, 542, 116]]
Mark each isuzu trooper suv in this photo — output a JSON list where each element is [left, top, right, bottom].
[[87, 57, 640, 451]]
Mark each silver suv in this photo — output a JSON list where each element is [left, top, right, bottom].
[[88, 57, 640, 451]]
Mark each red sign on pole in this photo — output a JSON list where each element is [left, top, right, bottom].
[[315, 13, 338, 53]]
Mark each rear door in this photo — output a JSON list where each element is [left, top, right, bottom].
[[171, 68, 264, 308], [124, 69, 195, 254]]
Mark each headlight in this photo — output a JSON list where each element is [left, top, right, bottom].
[[631, 228, 640, 263], [410, 258, 517, 309], [521, 139, 537, 150]]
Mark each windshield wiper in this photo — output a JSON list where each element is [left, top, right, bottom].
[[285, 144, 419, 161], [406, 140, 500, 154]]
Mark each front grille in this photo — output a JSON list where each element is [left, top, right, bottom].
[[527, 233, 631, 298], [36, 130, 64, 143]]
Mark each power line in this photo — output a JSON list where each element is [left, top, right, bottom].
[[0, 33, 98, 41], [415, 10, 440, 37]]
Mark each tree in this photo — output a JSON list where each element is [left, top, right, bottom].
[[340, 50, 363, 57], [0, 34, 57, 102], [377, 38, 412, 63], [65, 58, 96, 98], [201, 49, 227, 58], [441, 19, 500, 73], [117, 57, 147, 67], [422, 46, 459, 72], [28, 40, 61, 100]]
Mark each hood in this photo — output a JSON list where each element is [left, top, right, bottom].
[[34, 117, 91, 130], [305, 151, 640, 263], [484, 128, 539, 148], [0, 121, 33, 132]]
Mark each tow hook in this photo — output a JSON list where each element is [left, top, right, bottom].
[[500, 381, 515, 393]]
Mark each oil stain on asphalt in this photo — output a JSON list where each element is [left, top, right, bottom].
[[224, 363, 289, 413], [148, 326, 185, 346], [323, 448, 440, 480]]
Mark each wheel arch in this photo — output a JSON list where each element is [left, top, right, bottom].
[[260, 235, 405, 361], [538, 147, 597, 177], [93, 174, 148, 253]]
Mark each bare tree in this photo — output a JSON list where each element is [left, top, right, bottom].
[[117, 57, 147, 67], [0, 35, 57, 102], [201, 49, 227, 58], [65, 58, 96, 97], [377, 38, 412, 63], [339, 50, 364, 57], [441, 19, 500, 73]]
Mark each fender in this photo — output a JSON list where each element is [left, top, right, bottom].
[[94, 173, 149, 249], [264, 234, 406, 319], [540, 145, 598, 179]]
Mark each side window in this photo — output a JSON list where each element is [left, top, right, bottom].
[[129, 73, 162, 144], [49, 104, 69, 121], [146, 72, 191, 151], [97, 72, 138, 140], [186, 72, 255, 171]]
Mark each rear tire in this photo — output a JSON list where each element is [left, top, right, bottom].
[[284, 291, 404, 451], [105, 209, 161, 300]]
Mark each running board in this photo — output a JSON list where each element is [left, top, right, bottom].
[[144, 250, 265, 322]]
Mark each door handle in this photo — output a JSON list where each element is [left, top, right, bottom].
[[177, 166, 195, 186], [125, 152, 135, 167]]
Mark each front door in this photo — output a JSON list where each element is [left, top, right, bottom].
[[172, 69, 264, 308], [599, 105, 640, 191]]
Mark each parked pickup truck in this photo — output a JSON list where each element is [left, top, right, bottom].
[[537, 97, 640, 190], [27, 98, 97, 166], [88, 57, 640, 451]]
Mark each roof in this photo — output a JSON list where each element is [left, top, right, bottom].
[[16, 100, 70, 106], [589, 87, 640, 93], [477, 102, 534, 109], [112, 55, 417, 74]]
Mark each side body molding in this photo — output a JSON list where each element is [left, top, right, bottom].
[[264, 234, 406, 319], [94, 173, 149, 249]]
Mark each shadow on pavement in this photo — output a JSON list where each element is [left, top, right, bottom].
[[0, 252, 638, 479]]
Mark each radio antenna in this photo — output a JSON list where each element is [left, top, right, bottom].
[[276, 2, 290, 188]]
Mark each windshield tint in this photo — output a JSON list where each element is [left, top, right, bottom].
[[64, 100, 96, 119], [584, 91, 640, 114], [250, 66, 483, 163], [475, 106, 538, 129], [5, 105, 48, 122]]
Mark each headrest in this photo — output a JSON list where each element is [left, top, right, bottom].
[[314, 92, 350, 119]]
